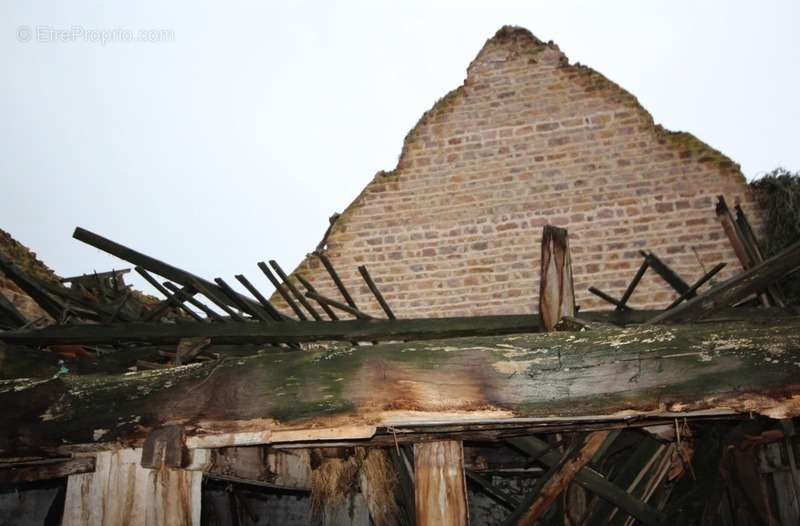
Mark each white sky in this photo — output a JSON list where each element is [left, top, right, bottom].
[[2, 1, 799, 299]]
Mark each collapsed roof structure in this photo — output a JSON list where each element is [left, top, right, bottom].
[[2, 26, 800, 526]]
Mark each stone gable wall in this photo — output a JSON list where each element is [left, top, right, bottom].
[[274, 26, 760, 318]]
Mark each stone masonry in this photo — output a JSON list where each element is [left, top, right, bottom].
[[280, 26, 761, 317]]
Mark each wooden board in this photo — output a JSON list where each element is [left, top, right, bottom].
[[62, 449, 201, 526]]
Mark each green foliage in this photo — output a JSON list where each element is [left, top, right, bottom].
[[750, 168, 800, 301]]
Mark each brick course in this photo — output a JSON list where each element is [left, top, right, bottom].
[[276, 26, 761, 317]]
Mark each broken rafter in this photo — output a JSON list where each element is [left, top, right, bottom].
[[316, 251, 359, 310], [233, 274, 289, 322], [650, 237, 800, 323], [73, 227, 265, 315], [163, 282, 225, 322], [305, 290, 375, 320], [357, 265, 396, 319], [143, 283, 202, 322], [295, 274, 338, 320], [265, 261, 322, 321], [665, 262, 726, 310], [255, 263, 307, 320], [640, 251, 692, 298]]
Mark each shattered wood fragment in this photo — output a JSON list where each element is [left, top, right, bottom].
[[649, 237, 800, 323], [513, 431, 610, 526], [539, 225, 576, 331]]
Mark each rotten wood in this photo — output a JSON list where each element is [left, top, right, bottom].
[[539, 225, 576, 331], [649, 237, 800, 323], [414, 441, 469, 526]]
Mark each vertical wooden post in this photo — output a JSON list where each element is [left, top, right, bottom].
[[539, 225, 576, 331], [62, 449, 202, 526], [414, 441, 469, 526]]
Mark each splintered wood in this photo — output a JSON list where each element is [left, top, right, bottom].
[[539, 225, 576, 332]]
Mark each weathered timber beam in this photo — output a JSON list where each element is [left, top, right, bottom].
[[296, 274, 338, 320], [507, 436, 664, 526], [617, 261, 649, 311], [3, 319, 800, 456], [650, 237, 800, 323], [73, 227, 265, 315], [0, 315, 539, 345], [255, 264, 307, 320], [415, 441, 469, 526], [316, 251, 359, 310], [0, 457, 95, 484], [143, 283, 202, 322], [233, 274, 288, 322]]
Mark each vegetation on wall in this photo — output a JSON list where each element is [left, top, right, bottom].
[[750, 168, 800, 301]]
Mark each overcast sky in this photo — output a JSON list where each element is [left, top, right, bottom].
[[2, 1, 798, 299]]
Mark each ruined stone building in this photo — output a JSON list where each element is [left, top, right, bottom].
[[279, 26, 759, 317], [2, 26, 799, 526]]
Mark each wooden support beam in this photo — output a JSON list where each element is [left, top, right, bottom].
[[265, 261, 323, 321], [414, 441, 469, 526], [306, 290, 375, 320], [214, 277, 270, 322], [511, 431, 610, 526], [316, 251, 359, 309], [640, 251, 692, 297], [735, 203, 786, 307], [649, 237, 800, 323], [588, 287, 632, 311], [0, 314, 540, 346], [188, 278, 247, 322], [163, 281, 224, 322], [617, 260, 649, 311], [255, 264, 308, 320], [233, 274, 288, 322], [0, 253, 64, 319], [665, 262, 726, 310], [143, 283, 202, 322], [296, 274, 339, 320], [0, 457, 95, 484], [358, 265, 396, 319], [507, 436, 664, 526], [539, 225, 576, 331]]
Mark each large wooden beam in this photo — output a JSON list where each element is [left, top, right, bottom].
[[650, 237, 800, 323], [3, 319, 800, 455], [414, 441, 469, 526], [0, 457, 95, 484], [539, 226, 575, 331], [0, 314, 541, 346]]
